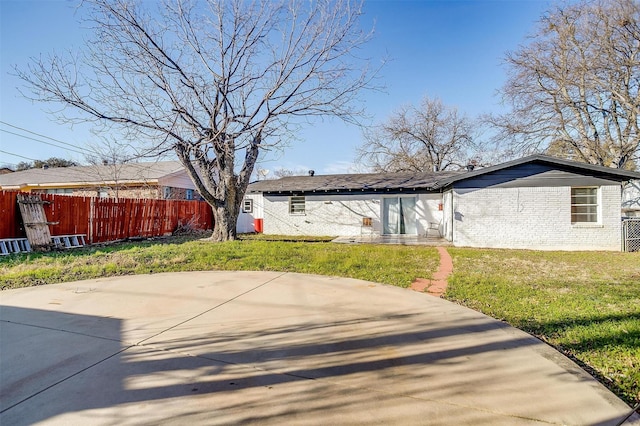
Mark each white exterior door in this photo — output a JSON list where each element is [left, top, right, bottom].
[[383, 196, 417, 235]]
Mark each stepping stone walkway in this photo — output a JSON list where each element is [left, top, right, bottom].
[[411, 246, 453, 297]]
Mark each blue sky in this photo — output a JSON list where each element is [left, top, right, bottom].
[[0, 0, 553, 175]]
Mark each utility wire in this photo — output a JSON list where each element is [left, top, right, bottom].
[[0, 149, 38, 161], [0, 120, 90, 153], [0, 121, 183, 175], [0, 129, 87, 156], [0, 121, 177, 168]]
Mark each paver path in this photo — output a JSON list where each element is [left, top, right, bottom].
[[411, 246, 453, 296]]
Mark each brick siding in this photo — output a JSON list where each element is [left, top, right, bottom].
[[452, 185, 622, 251]]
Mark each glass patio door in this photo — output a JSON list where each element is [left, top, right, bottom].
[[383, 196, 417, 235]]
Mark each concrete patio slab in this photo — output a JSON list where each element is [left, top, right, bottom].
[[1, 271, 637, 425], [332, 235, 452, 246]]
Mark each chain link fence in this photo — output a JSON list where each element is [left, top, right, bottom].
[[622, 219, 640, 252]]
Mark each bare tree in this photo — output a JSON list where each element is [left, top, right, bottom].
[[356, 96, 480, 172], [16, 0, 377, 241], [273, 168, 310, 178], [492, 0, 640, 169]]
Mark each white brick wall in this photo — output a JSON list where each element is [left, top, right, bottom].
[[452, 185, 622, 251], [261, 193, 443, 236], [236, 194, 264, 233], [263, 194, 381, 236]]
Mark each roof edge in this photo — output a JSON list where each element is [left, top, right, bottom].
[[434, 154, 640, 188]]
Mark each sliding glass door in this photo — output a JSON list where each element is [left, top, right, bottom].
[[383, 196, 417, 235]]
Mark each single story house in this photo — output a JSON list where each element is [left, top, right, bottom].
[[238, 155, 640, 251], [0, 161, 200, 200]]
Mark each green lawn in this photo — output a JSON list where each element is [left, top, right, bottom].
[[0, 236, 439, 290], [445, 248, 640, 405], [1, 238, 638, 405]]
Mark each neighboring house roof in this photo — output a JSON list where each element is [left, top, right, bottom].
[[248, 155, 640, 194], [0, 161, 185, 190]]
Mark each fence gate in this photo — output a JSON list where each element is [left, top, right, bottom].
[[16, 193, 54, 249], [623, 219, 640, 252]]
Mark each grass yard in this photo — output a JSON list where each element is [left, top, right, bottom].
[[0, 235, 439, 290], [445, 248, 640, 406]]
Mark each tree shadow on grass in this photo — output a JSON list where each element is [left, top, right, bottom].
[[520, 311, 640, 406]]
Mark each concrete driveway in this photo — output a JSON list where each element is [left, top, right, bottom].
[[1, 271, 637, 425]]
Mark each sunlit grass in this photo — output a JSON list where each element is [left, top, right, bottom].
[[0, 236, 439, 291], [445, 248, 640, 405]]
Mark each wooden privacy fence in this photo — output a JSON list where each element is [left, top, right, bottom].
[[0, 191, 213, 243]]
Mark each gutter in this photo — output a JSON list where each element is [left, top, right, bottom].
[[256, 186, 441, 196]]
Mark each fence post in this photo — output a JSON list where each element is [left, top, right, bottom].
[[89, 197, 95, 244]]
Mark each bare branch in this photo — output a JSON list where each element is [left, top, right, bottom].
[[16, 0, 378, 240], [492, 0, 640, 169], [357, 95, 486, 172]]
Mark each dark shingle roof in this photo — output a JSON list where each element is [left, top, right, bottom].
[[247, 155, 640, 194], [248, 170, 464, 194], [434, 154, 640, 187]]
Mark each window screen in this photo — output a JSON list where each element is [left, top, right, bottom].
[[571, 187, 598, 223]]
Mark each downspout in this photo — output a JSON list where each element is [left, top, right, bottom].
[[451, 189, 455, 244]]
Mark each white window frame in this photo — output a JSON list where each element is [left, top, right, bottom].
[[289, 196, 306, 215], [571, 186, 600, 225], [242, 198, 253, 213], [163, 187, 172, 199], [186, 189, 194, 200]]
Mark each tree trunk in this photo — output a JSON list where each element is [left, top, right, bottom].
[[209, 205, 238, 242]]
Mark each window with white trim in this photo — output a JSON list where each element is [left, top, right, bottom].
[[571, 187, 598, 223], [186, 189, 194, 200], [289, 196, 305, 214], [242, 198, 253, 213]]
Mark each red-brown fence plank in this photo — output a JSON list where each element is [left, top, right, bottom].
[[42, 193, 91, 236], [0, 191, 214, 243], [0, 191, 22, 238]]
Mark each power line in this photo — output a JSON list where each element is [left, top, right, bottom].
[[0, 121, 176, 173], [0, 149, 38, 161], [0, 120, 90, 153], [0, 129, 88, 156], [0, 121, 184, 175]]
